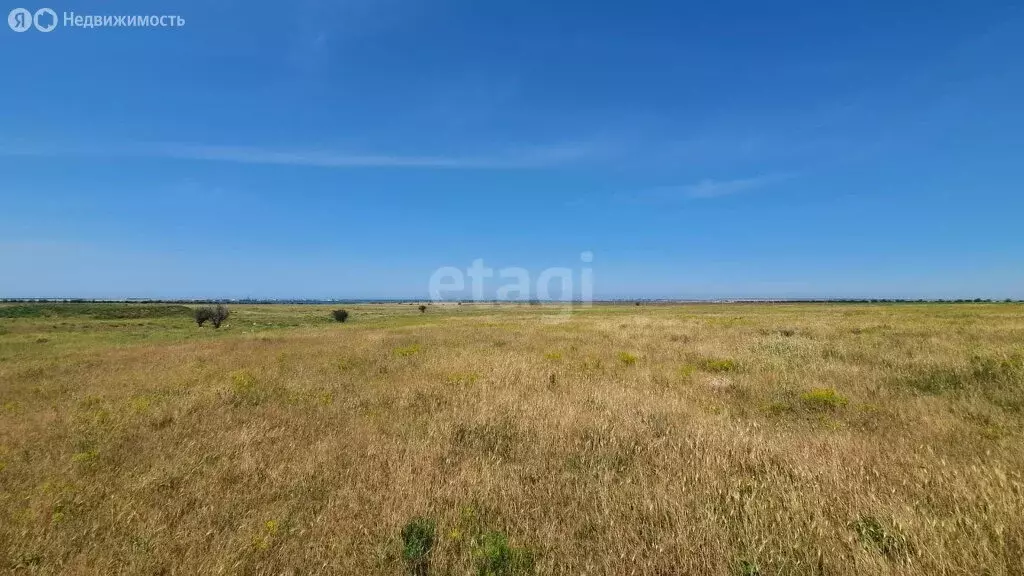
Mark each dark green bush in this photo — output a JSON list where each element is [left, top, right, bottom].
[[211, 304, 229, 328], [195, 304, 229, 328], [331, 309, 349, 323], [401, 516, 436, 576], [194, 306, 212, 327]]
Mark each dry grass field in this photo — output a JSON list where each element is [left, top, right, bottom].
[[1, 302, 1022, 575]]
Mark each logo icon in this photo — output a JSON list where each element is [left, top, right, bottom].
[[8, 8, 32, 32], [8, 7, 57, 32], [33, 8, 56, 32]]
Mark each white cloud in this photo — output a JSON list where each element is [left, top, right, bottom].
[[681, 175, 786, 198], [0, 140, 601, 170], [623, 173, 795, 203]]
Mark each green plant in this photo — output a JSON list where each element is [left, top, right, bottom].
[[230, 370, 268, 406], [419, 305, 427, 313], [401, 516, 436, 576], [473, 531, 534, 576], [331, 309, 350, 323], [618, 352, 637, 365], [799, 387, 848, 411], [196, 305, 229, 328], [194, 306, 212, 327], [210, 304, 230, 328]]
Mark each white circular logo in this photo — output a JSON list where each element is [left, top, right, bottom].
[[8, 7, 32, 32], [33, 8, 57, 32]]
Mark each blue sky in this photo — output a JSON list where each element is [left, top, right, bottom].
[[1, 0, 1022, 299]]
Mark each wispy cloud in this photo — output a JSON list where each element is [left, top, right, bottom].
[[0, 140, 602, 170], [679, 174, 790, 198], [624, 173, 795, 203]]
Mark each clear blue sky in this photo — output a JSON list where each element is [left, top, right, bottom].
[[1, 0, 1022, 299]]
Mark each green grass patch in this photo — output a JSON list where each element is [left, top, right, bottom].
[[799, 387, 848, 411], [472, 531, 535, 576], [0, 303, 194, 319], [696, 358, 737, 373], [445, 372, 479, 386], [229, 370, 275, 406], [395, 344, 423, 357], [900, 354, 1023, 410], [401, 516, 436, 576]]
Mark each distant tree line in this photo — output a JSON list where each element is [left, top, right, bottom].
[[2, 297, 1020, 304]]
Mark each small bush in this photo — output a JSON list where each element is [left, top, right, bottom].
[[473, 531, 534, 576], [331, 309, 349, 323], [194, 306, 212, 327], [800, 387, 848, 411], [401, 516, 436, 576], [419, 305, 428, 313], [211, 304, 229, 328], [196, 304, 230, 328], [618, 352, 637, 365]]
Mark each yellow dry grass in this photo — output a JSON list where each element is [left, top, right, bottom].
[[1, 302, 1022, 574]]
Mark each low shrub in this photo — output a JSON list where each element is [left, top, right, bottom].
[[331, 309, 349, 323], [211, 304, 229, 328], [196, 304, 230, 328], [194, 307, 212, 327], [401, 516, 436, 576]]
